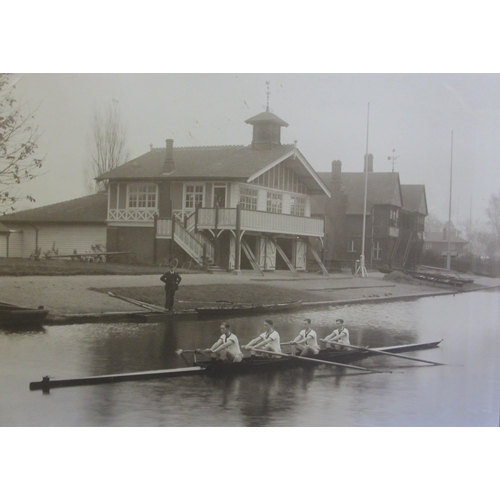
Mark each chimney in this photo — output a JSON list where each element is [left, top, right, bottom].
[[364, 153, 373, 173], [163, 139, 175, 173], [331, 160, 342, 183]]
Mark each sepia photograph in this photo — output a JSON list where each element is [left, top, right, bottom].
[[1, 3, 498, 498]]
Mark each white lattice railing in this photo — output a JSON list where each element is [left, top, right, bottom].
[[108, 209, 157, 222]]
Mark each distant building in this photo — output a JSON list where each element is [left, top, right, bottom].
[[423, 229, 469, 257], [0, 193, 107, 258], [312, 155, 428, 270]]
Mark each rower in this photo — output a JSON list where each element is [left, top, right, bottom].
[[289, 319, 320, 357], [242, 319, 281, 358], [320, 319, 350, 351], [202, 322, 243, 362]]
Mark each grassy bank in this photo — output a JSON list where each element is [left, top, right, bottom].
[[0, 258, 200, 276], [98, 283, 327, 310]]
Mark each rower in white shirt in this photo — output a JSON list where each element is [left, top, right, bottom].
[[203, 322, 243, 362], [320, 319, 350, 351], [242, 319, 281, 358], [289, 318, 320, 357]]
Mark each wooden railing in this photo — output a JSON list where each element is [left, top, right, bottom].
[[197, 207, 324, 237], [156, 218, 215, 263], [108, 209, 157, 223]]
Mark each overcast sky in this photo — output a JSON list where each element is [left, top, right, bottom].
[[12, 73, 500, 225]]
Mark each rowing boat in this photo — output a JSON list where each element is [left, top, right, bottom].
[[29, 340, 442, 391], [195, 300, 302, 317], [0, 301, 49, 326]]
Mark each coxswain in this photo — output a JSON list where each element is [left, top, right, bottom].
[[320, 319, 350, 350], [289, 318, 320, 356], [203, 322, 243, 362], [242, 319, 281, 358]]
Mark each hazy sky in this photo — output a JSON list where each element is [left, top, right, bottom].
[[12, 73, 500, 224]]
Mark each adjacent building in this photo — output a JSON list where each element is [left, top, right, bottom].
[[0, 193, 107, 258], [312, 155, 428, 271], [423, 229, 469, 258]]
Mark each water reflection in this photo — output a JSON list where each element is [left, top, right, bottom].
[[1, 290, 499, 426]]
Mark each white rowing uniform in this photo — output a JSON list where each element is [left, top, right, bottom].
[[325, 327, 350, 345], [298, 328, 320, 348], [218, 332, 243, 358], [258, 329, 281, 352]]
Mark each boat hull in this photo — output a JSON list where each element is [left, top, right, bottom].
[[0, 302, 49, 326], [29, 340, 442, 391]]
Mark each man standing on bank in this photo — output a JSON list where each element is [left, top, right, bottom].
[[289, 318, 320, 357], [321, 318, 350, 350], [160, 265, 182, 312]]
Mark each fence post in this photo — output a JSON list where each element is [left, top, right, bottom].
[[170, 217, 175, 259], [153, 214, 158, 264]]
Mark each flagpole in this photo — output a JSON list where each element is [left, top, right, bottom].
[[446, 131, 453, 270], [358, 103, 370, 278]]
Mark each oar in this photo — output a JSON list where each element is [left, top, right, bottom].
[[248, 348, 388, 374], [322, 340, 444, 366], [175, 349, 209, 356], [108, 292, 168, 313]]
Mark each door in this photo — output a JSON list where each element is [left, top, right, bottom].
[[264, 238, 276, 271], [294, 239, 307, 270], [213, 186, 226, 208]]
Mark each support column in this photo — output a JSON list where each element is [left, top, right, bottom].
[[233, 203, 242, 275]]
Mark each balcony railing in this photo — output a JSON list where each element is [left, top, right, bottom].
[[197, 207, 324, 237], [108, 208, 157, 223]]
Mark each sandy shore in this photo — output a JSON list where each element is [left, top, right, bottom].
[[1, 269, 499, 323]]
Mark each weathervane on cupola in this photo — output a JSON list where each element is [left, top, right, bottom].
[[245, 81, 289, 151], [265, 80, 272, 112]]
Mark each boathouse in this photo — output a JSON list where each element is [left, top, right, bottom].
[[96, 109, 331, 273]]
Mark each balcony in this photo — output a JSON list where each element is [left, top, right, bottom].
[[196, 207, 324, 237]]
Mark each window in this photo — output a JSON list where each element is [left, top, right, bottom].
[[372, 240, 381, 260], [266, 192, 282, 213], [290, 195, 306, 217], [389, 209, 399, 226], [239, 186, 258, 211], [185, 185, 204, 209], [347, 240, 355, 253], [128, 184, 157, 209]]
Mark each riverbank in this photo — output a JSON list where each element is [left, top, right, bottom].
[[1, 267, 499, 325]]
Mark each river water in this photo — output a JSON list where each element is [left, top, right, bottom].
[[1, 290, 499, 426]]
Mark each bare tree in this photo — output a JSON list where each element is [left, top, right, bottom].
[[459, 217, 485, 255], [484, 191, 500, 256], [424, 212, 444, 232], [83, 99, 129, 194], [0, 73, 44, 214]]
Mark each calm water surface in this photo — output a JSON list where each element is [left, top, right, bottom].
[[1, 291, 499, 426]]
